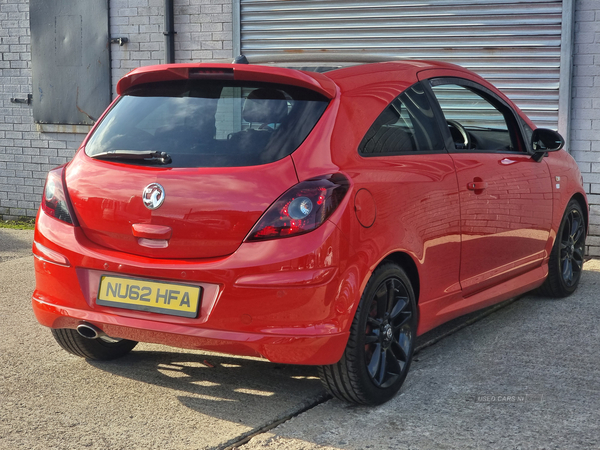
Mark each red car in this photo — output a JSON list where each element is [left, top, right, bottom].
[[32, 60, 587, 405]]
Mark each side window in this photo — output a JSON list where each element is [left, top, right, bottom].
[[359, 83, 445, 155], [430, 82, 523, 152]]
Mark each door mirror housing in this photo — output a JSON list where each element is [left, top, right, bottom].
[[532, 128, 564, 153], [531, 128, 564, 162]]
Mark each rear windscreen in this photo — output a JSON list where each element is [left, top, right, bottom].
[[85, 80, 330, 167]]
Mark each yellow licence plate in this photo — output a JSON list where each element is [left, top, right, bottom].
[[97, 275, 202, 318]]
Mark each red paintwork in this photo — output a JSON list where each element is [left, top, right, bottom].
[[66, 152, 299, 259], [450, 153, 553, 294], [32, 60, 588, 365]]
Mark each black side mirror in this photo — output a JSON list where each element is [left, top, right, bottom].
[[532, 128, 564, 152], [531, 128, 564, 162]]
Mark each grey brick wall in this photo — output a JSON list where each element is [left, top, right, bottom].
[[2, 0, 600, 257], [0, 0, 232, 220], [110, 0, 232, 97], [571, 0, 600, 256], [0, 0, 84, 219]]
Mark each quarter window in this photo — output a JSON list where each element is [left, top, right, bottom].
[[359, 83, 445, 155]]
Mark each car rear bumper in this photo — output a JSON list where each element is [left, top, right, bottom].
[[32, 295, 349, 364], [32, 209, 359, 365]]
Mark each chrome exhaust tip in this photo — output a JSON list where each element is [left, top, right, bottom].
[[76, 322, 104, 340]]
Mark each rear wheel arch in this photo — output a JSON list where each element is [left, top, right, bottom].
[[319, 261, 418, 404], [379, 252, 421, 304], [346, 251, 420, 335]]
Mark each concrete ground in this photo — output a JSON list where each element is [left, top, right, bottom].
[[1, 229, 598, 449], [0, 228, 35, 263], [240, 259, 600, 450]]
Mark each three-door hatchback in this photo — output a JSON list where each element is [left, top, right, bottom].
[[32, 60, 587, 404]]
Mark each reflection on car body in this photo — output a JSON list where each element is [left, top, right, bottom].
[[32, 58, 587, 405]]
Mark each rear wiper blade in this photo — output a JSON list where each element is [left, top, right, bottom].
[[91, 150, 172, 164]]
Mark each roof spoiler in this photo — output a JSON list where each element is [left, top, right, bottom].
[[116, 61, 338, 99]]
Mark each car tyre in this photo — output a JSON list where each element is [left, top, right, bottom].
[[318, 263, 418, 405], [539, 199, 586, 297], [51, 328, 138, 360]]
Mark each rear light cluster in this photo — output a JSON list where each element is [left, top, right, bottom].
[[41, 167, 75, 225], [247, 174, 350, 241]]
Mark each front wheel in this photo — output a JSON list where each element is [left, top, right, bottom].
[[539, 199, 586, 297], [319, 263, 418, 405], [51, 328, 138, 360]]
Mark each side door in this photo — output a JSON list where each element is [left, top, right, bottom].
[[425, 77, 553, 294]]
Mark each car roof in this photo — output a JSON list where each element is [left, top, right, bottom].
[[116, 60, 473, 100], [324, 60, 471, 93]]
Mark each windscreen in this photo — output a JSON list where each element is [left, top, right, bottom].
[[85, 80, 329, 167]]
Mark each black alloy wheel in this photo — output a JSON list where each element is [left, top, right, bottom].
[[559, 206, 585, 287], [364, 275, 414, 389], [319, 263, 418, 405], [539, 199, 586, 297]]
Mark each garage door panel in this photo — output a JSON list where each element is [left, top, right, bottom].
[[241, 0, 564, 129]]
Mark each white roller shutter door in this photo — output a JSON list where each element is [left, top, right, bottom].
[[239, 0, 568, 129]]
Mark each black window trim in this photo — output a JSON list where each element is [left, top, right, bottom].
[[424, 77, 531, 156], [358, 81, 450, 158]]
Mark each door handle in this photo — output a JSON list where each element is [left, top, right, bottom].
[[467, 181, 488, 191]]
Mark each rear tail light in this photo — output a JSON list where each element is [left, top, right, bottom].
[[246, 174, 350, 241], [41, 167, 75, 225]]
